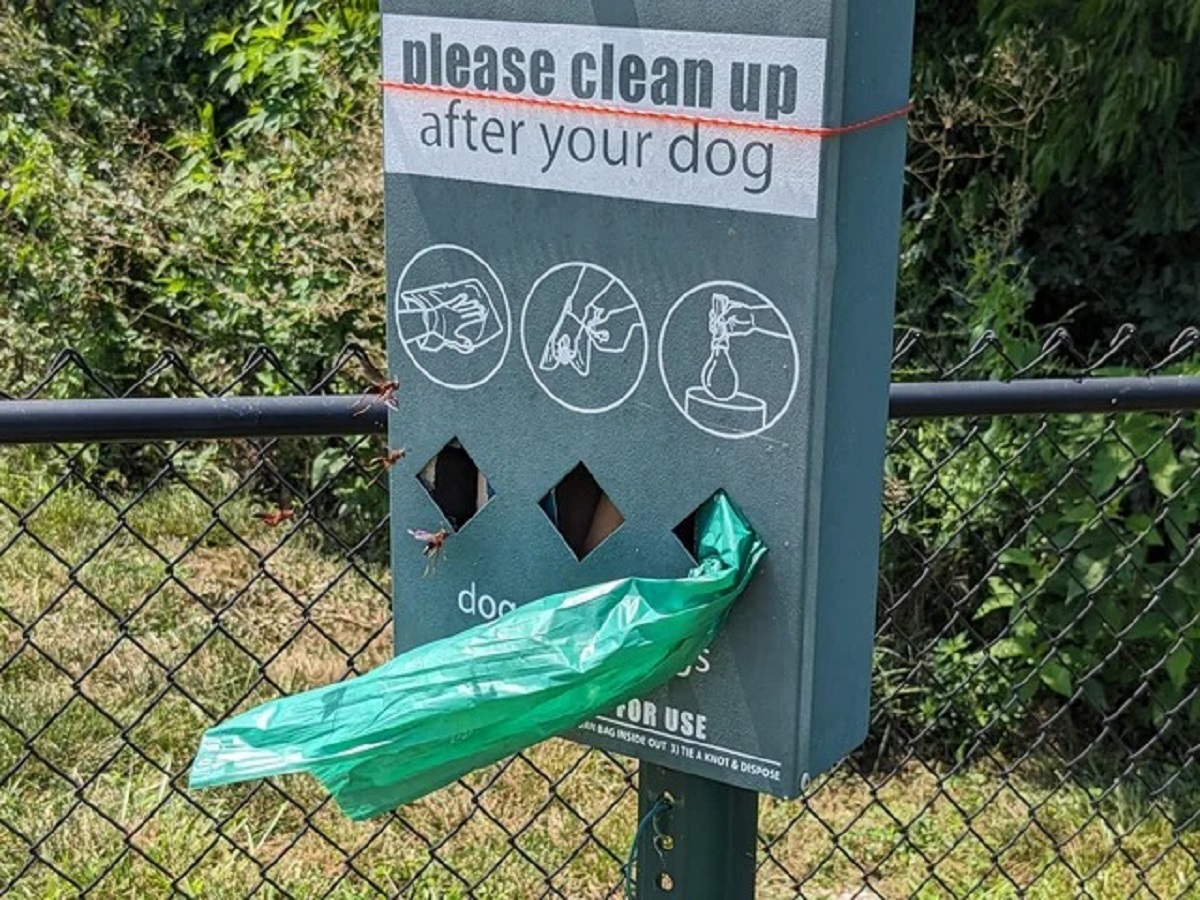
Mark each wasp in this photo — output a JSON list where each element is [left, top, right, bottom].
[[353, 378, 401, 416], [256, 508, 295, 527], [371, 448, 408, 470], [408, 527, 450, 575]]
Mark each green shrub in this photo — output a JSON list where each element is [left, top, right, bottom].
[[985, 411, 1200, 743], [1, 2, 385, 394]]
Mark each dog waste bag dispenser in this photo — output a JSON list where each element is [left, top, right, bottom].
[[383, 0, 914, 797]]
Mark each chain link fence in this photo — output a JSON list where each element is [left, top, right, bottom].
[[2, 328, 1198, 898]]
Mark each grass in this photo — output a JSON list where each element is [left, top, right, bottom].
[[1, 457, 1197, 898]]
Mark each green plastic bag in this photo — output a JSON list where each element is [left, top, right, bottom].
[[189, 491, 765, 820]]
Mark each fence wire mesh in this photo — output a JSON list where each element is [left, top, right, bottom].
[[1, 328, 1198, 898]]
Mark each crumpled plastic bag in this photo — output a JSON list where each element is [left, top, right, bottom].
[[189, 491, 765, 820]]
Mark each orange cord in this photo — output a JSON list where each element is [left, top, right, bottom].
[[379, 80, 911, 138]]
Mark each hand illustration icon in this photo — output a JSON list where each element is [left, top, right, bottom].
[[711, 293, 792, 342], [664, 281, 800, 440], [397, 278, 504, 356], [699, 291, 795, 405], [538, 265, 644, 379], [393, 245, 512, 392], [524, 261, 648, 415], [423, 290, 488, 354]]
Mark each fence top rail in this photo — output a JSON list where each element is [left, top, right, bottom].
[[0, 377, 1198, 445], [890, 375, 1200, 419]]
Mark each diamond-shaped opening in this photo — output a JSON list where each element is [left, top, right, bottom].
[[672, 491, 729, 564], [673, 511, 700, 564], [416, 439, 493, 532], [539, 463, 625, 561]]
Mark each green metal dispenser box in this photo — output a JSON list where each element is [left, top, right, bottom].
[[383, 0, 915, 798]]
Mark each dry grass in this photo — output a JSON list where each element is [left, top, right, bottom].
[[2, 467, 1197, 898]]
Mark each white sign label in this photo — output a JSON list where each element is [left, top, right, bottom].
[[383, 16, 828, 218]]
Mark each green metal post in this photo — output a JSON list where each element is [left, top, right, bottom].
[[635, 763, 758, 898]]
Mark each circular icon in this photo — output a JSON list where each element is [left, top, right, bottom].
[[521, 262, 648, 415], [394, 244, 511, 391], [658, 281, 800, 439]]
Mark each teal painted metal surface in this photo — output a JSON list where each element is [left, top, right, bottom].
[[382, 0, 916, 799], [635, 765, 757, 898]]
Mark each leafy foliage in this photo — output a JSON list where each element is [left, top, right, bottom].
[[204, 0, 379, 138], [985, 412, 1200, 740], [1, 1, 384, 392], [880, 367, 1200, 758], [903, 0, 1200, 346]]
